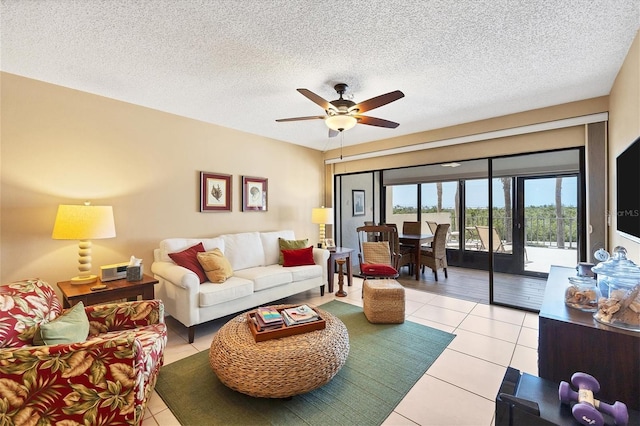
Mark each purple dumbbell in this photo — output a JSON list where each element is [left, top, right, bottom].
[[558, 372, 629, 426]]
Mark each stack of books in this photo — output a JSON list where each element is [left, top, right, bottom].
[[254, 306, 284, 331], [281, 304, 320, 326]]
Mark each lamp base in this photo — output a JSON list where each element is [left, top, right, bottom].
[[70, 274, 98, 285]]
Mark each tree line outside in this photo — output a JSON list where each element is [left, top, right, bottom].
[[394, 204, 578, 247]]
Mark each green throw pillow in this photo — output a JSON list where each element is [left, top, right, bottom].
[[33, 301, 90, 346], [278, 238, 309, 265]]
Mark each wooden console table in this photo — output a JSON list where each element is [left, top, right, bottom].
[[538, 266, 639, 410]]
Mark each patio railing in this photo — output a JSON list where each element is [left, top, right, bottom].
[[459, 215, 578, 249]]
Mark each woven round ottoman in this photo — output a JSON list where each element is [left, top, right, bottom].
[[363, 279, 405, 323], [209, 305, 349, 398]]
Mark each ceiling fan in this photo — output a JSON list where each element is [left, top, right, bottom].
[[276, 83, 404, 137]]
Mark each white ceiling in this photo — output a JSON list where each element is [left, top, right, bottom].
[[1, 1, 638, 151]]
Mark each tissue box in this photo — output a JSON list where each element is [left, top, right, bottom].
[[126, 264, 143, 281]]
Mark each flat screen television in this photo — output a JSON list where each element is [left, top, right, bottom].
[[616, 136, 640, 243]]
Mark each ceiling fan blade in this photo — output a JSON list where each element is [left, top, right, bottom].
[[275, 115, 325, 122], [297, 89, 333, 110], [351, 90, 404, 113], [328, 129, 339, 138], [355, 115, 400, 128]]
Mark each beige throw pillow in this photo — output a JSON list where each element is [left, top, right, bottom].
[[197, 249, 233, 283]]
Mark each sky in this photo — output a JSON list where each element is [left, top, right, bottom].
[[392, 177, 578, 208]]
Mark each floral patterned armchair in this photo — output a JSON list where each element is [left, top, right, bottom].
[[0, 278, 167, 425]]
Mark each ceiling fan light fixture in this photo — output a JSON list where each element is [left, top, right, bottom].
[[325, 115, 357, 132]]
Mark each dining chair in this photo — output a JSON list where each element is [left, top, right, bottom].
[[381, 223, 415, 275], [400, 221, 422, 272], [402, 221, 421, 235], [356, 225, 400, 280], [420, 223, 450, 281]]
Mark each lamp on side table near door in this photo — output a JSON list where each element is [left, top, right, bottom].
[[52, 202, 116, 285], [312, 206, 333, 249]]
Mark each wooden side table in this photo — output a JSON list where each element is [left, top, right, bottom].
[[57, 274, 158, 308], [327, 247, 354, 293]]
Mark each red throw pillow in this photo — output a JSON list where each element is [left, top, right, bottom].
[[168, 242, 207, 283], [361, 264, 398, 276], [281, 246, 315, 267]]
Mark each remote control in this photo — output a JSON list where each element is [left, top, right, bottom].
[[90, 284, 107, 291]]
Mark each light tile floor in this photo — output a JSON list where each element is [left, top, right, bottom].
[[144, 276, 539, 426]]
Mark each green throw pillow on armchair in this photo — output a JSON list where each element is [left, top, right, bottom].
[[33, 301, 90, 346]]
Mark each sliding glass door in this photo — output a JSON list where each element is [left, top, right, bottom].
[[521, 175, 579, 275]]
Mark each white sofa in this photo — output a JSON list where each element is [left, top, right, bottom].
[[151, 230, 329, 342]]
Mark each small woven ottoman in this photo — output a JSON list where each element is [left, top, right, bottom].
[[209, 304, 349, 398], [363, 279, 405, 323]]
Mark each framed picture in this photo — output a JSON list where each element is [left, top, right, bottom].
[[242, 176, 268, 211], [200, 172, 231, 212], [352, 190, 365, 216], [323, 238, 336, 250]]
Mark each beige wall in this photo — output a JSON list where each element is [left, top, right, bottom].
[[609, 30, 640, 263], [1, 73, 325, 288]]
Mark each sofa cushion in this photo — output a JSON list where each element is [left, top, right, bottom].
[[159, 237, 224, 263], [0, 278, 62, 348], [278, 238, 309, 265], [282, 246, 315, 267], [169, 242, 207, 283], [198, 277, 254, 307], [233, 265, 293, 291], [197, 249, 233, 283], [33, 301, 90, 346], [221, 232, 264, 271], [260, 230, 295, 265], [287, 264, 324, 282]]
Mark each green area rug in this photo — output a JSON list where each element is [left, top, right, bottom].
[[155, 300, 455, 426]]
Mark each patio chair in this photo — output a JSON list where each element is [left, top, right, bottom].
[[356, 225, 400, 280], [475, 225, 507, 252], [420, 223, 450, 281]]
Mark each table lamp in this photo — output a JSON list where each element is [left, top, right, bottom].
[[311, 207, 333, 248], [52, 202, 116, 284]]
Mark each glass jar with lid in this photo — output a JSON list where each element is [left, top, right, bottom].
[[591, 246, 640, 331], [565, 276, 601, 312]]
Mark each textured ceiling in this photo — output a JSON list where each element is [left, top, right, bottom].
[[1, 1, 639, 151]]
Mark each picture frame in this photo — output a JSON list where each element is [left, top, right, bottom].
[[352, 190, 365, 216], [242, 176, 268, 211], [200, 172, 232, 212], [323, 238, 336, 250]]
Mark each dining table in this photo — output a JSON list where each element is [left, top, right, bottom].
[[398, 233, 434, 280]]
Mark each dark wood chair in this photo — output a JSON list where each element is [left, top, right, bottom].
[[420, 223, 450, 281], [356, 225, 400, 280]]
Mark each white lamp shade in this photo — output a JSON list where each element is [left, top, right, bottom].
[[325, 115, 357, 132], [52, 205, 116, 240], [311, 207, 334, 225]]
